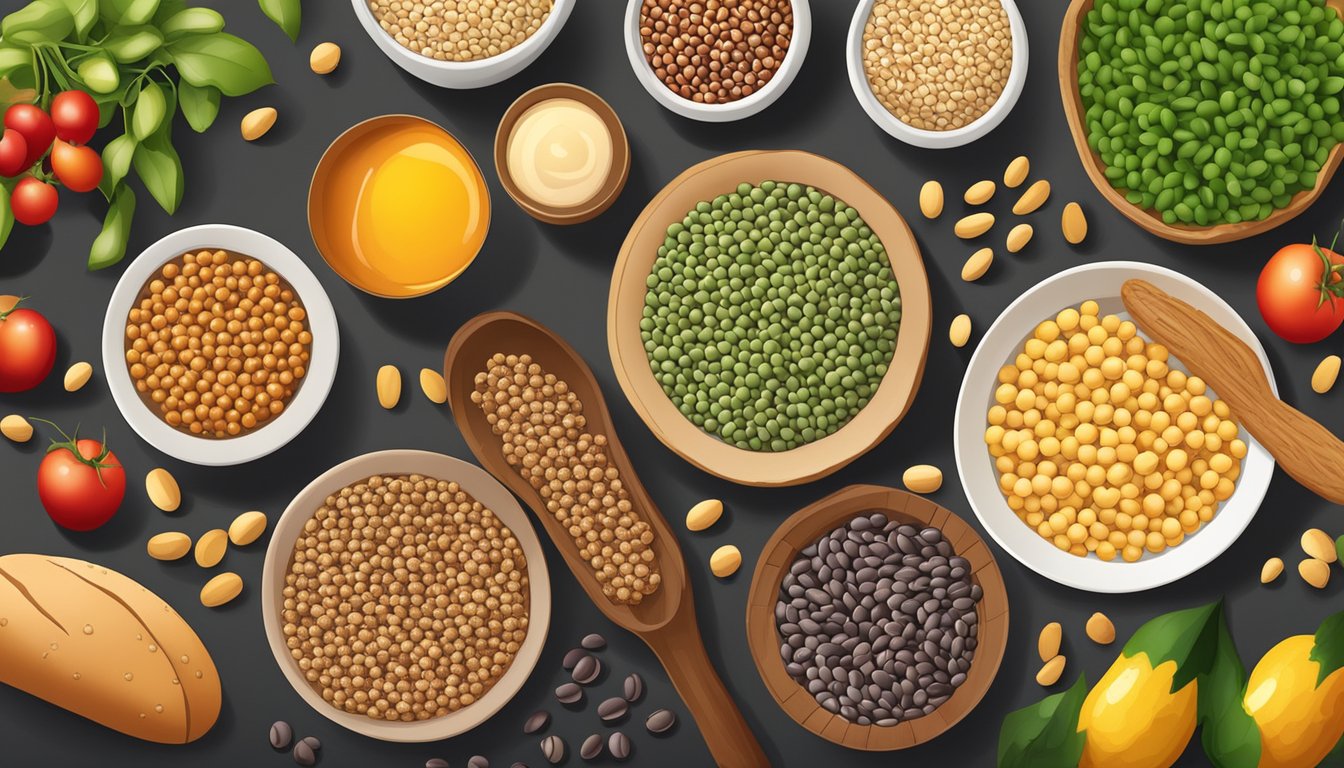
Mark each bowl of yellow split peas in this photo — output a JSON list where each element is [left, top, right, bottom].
[[953, 262, 1276, 593]]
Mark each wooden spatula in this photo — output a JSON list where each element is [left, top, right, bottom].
[[1122, 279, 1344, 504]]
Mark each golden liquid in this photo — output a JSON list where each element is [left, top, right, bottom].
[[311, 117, 490, 297]]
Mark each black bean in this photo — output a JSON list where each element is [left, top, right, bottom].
[[608, 732, 631, 760], [581, 633, 606, 650], [623, 673, 644, 702], [646, 708, 677, 734], [563, 648, 588, 670], [540, 736, 565, 764], [572, 655, 602, 685], [581, 734, 604, 760], [292, 741, 316, 767], [524, 710, 551, 734], [269, 721, 293, 751], [556, 682, 583, 704]]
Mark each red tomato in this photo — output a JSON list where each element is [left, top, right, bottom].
[[1257, 241, 1344, 343], [10, 176, 58, 225], [3, 104, 55, 168], [50, 139, 102, 193], [0, 128, 27, 177], [0, 297, 56, 392], [49, 91, 98, 145], [37, 434, 125, 532]]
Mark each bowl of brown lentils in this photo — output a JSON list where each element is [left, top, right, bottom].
[[101, 224, 339, 466], [845, 0, 1028, 148], [261, 450, 552, 742], [352, 0, 576, 89], [625, 0, 812, 122]]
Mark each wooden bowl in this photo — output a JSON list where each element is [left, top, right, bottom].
[[607, 151, 932, 487], [746, 485, 1009, 750], [1059, 0, 1344, 244], [494, 83, 631, 225]]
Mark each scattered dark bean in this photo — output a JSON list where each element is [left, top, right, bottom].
[[563, 648, 589, 670], [524, 710, 551, 734], [292, 741, 316, 767], [581, 734, 604, 760], [301, 737, 321, 751], [425, 760, 450, 768], [572, 655, 602, 685], [540, 735, 566, 764], [608, 732, 631, 760], [581, 633, 606, 650], [269, 721, 293, 750], [598, 696, 629, 722], [556, 682, 583, 704], [623, 673, 644, 702], [467, 757, 489, 768], [646, 709, 677, 734], [511, 764, 528, 768]]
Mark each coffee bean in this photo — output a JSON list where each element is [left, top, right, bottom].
[[269, 721, 293, 750], [292, 741, 316, 767], [623, 673, 644, 702], [572, 655, 602, 685], [301, 737, 321, 751], [425, 760, 449, 768], [581, 633, 606, 650], [608, 732, 631, 760], [556, 682, 583, 704], [468, 757, 489, 768], [540, 735, 566, 764], [645, 708, 676, 734], [563, 648, 588, 670], [598, 696, 629, 722], [580, 734, 604, 760], [511, 764, 528, 768], [523, 709, 551, 734]]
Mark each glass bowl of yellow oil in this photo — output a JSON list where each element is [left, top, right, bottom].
[[309, 115, 491, 298]]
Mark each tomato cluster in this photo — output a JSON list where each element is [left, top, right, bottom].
[[1, 91, 103, 226]]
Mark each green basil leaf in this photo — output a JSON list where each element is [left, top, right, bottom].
[[1122, 600, 1223, 693], [104, 24, 162, 63], [132, 130, 180, 213], [98, 132, 135, 197], [130, 80, 164, 140], [51, 0, 97, 39], [165, 32, 273, 96], [1311, 610, 1344, 686], [997, 674, 1089, 768], [1198, 618, 1260, 768], [0, 186, 13, 253], [88, 184, 135, 270], [176, 80, 218, 133], [159, 6, 221, 38], [0, 45, 34, 81], [258, 0, 300, 42], [2, 1, 75, 45], [100, 0, 157, 26]]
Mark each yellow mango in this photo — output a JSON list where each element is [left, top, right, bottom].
[[1244, 635, 1344, 768], [1078, 652, 1198, 768]]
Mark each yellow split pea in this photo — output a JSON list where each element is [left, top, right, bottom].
[[985, 301, 1246, 562]]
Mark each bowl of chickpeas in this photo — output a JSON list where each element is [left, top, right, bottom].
[[102, 224, 340, 466], [954, 262, 1276, 593]]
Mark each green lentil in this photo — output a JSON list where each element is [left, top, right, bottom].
[[1078, 0, 1344, 226], [639, 181, 900, 453]]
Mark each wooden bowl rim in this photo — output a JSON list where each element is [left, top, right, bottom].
[[745, 484, 1009, 751], [607, 150, 932, 487], [493, 83, 632, 225], [1059, 0, 1344, 245]]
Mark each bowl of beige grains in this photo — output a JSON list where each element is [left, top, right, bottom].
[[625, 0, 812, 122], [846, 0, 1028, 148], [352, 0, 575, 88], [261, 450, 551, 741], [102, 225, 339, 466]]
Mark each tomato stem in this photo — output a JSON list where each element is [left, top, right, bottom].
[[27, 418, 120, 487], [0, 295, 27, 321]]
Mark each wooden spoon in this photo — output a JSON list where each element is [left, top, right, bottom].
[[1122, 279, 1344, 504], [444, 311, 767, 768]]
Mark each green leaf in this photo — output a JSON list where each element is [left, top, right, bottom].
[[2, 1, 75, 45], [1198, 617, 1261, 768], [1323, 735, 1344, 767], [998, 675, 1089, 768], [1123, 601, 1223, 693], [0, 186, 12, 253], [159, 6, 221, 38], [132, 131, 180, 213], [75, 52, 119, 93], [258, 0, 300, 42], [98, 132, 135, 198], [103, 25, 162, 62], [130, 80, 164, 140], [1336, 534, 1343, 565], [0, 46, 34, 82], [51, 0, 97, 39], [1311, 611, 1344, 687], [88, 184, 134, 269], [150, 0, 183, 23], [165, 32, 273, 96], [176, 80, 218, 132], [99, 0, 157, 26]]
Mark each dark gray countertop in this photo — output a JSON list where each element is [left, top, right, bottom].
[[2, 1, 1342, 766]]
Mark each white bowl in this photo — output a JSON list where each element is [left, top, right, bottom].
[[262, 450, 551, 741], [102, 224, 339, 467], [953, 262, 1276, 593], [846, 0, 1028, 148], [350, 0, 574, 89], [624, 0, 811, 122]]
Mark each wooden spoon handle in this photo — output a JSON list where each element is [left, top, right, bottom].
[[1235, 401, 1344, 504], [644, 620, 768, 767]]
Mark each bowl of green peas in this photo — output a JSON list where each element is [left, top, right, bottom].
[[1061, 0, 1344, 244], [607, 150, 933, 487]]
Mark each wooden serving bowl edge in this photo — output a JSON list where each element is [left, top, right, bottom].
[[745, 484, 1009, 750], [1059, 0, 1344, 245]]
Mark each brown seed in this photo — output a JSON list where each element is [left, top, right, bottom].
[[949, 314, 972, 348], [426, 760, 450, 768], [145, 467, 181, 512], [147, 532, 192, 561], [1302, 528, 1338, 563], [961, 248, 994, 282], [200, 572, 243, 607], [468, 756, 489, 768], [241, 107, 277, 141], [1085, 612, 1116, 645], [608, 731, 631, 760], [1036, 655, 1067, 686], [1, 414, 32, 443], [686, 499, 724, 532], [420, 368, 448, 404], [572, 655, 602, 685], [598, 696, 629, 722], [292, 740, 315, 766], [523, 709, 551, 734], [581, 633, 606, 650], [1005, 223, 1034, 254], [64, 362, 93, 392], [646, 708, 676, 734], [309, 42, 341, 74], [377, 365, 401, 409], [920, 180, 944, 219], [1004, 156, 1030, 188], [1037, 621, 1062, 662], [964, 180, 996, 206], [563, 648, 588, 669], [556, 682, 583, 704], [954, 212, 996, 239], [269, 720, 293, 750], [228, 510, 268, 546], [623, 672, 644, 702], [1061, 202, 1088, 244], [1013, 180, 1052, 215], [638, 0, 793, 105], [1300, 558, 1331, 589], [1261, 557, 1285, 584], [195, 529, 228, 568], [710, 545, 742, 577], [580, 734, 603, 760], [540, 735, 566, 764]]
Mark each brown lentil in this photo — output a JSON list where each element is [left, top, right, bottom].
[[639, 0, 793, 105], [281, 473, 530, 722], [124, 250, 312, 439], [471, 353, 662, 605], [368, 0, 552, 62], [861, 0, 1013, 131]]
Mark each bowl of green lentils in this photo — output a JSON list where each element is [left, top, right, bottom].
[[1061, 0, 1344, 244], [607, 150, 932, 487]]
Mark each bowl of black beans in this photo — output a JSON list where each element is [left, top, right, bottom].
[[746, 484, 1009, 749]]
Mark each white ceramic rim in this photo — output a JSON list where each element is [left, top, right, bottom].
[[260, 450, 552, 742], [101, 224, 339, 467], [350, 0, 575, 87], [953, 262, 1277, 593], [845, 0, 1028, 148], [623, 0, 812, 122]]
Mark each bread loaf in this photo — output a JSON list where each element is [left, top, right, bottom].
[[0, 554, 221, 743]]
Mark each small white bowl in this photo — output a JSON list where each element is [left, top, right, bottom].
[[624, 0, 811, 122], [846, 0, 1028, 148], [261, 450, 552, 742], [350, 0, 574, 89], [102, 224, 339, 467], [953, 262, 1276, 593]]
